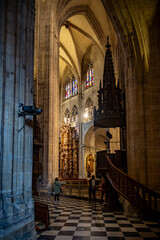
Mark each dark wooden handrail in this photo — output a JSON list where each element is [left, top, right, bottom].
[[104, 155, 160, 220]]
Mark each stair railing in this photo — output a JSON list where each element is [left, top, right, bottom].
[[104, 155, 160, 220]]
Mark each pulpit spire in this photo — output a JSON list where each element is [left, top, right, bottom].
[[94, 36, 125, 128]]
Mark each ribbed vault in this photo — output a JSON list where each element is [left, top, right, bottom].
[[57, 1, 115, 85]]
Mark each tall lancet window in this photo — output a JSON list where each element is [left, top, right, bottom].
[[69, 82, 72, 97], [72, 78, 78, 96], [65, 77, 78, 99], [65, 83, 71, 99], [86, 64, 94, 88]]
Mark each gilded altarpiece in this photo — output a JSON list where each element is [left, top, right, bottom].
[[59, 123, 79, 179]]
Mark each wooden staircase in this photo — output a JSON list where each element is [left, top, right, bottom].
[[99, 154, 160, 221]]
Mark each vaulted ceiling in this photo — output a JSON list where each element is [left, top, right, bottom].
[[58, 0, 116, 82], [57, 0, 159, 80]]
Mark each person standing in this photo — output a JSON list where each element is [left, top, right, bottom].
[[101, 177, 105, 204], [89, 175, 96, 202], [53, 177, 61, 203]]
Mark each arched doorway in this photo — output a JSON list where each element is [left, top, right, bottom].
[[83, 126, 120, 178]]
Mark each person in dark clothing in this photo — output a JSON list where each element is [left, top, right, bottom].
[[53, 177, 61, 203], [101, 177, 105, 204], [89, 175, 96, 202]]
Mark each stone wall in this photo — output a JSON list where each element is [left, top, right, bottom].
[[0, 0, 36, 239], [102, 0, 160, 193]]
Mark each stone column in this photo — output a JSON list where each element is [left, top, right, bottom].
[[0, 0, 36, 239], [34, 0, 60, 186], [78, 77, 83, 178], [48, 24, 59, 184]]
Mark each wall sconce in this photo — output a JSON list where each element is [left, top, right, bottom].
[[18, 103, 42, 133], [18, 103, 42, 117]]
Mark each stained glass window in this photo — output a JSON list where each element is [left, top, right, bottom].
[[66, 85, 68, 98], [65, 77, 78, 99], [86, 64, 94, 88], [67, 83, 69, 98], [73, 80, 75, 96], [69, 82, 72, 97], [74, 79, 78, 95]]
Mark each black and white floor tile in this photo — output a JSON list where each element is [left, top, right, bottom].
[[34, 195, 160, 240]]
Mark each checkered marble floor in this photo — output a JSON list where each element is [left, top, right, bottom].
[[34, 195, 160, 240]]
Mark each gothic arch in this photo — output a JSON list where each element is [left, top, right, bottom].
[[85, 98, 93, 108], [83, 126, 107, 177], [64, 108, 70, 118], [57, 5, 106, 50], [84, 98, 94, 122], [64, 108, 70, 124], [59, 42, 80, 81], [71, 105, 78, 123], [82, 44, 95, 90], [101, 0, 151, 69], [57, 4, 107, 86]]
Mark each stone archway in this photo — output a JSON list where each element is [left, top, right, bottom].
[[83, 126, 107, 178], [101, 0, 160, 189], [34, 0, 160, 192]]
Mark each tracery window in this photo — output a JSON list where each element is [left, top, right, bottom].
[[71, 105, 78, 126], [86, 64, 94, 88], [84, 98, 93, 122], [64, 108, 70, 123], [73, 79, 78, 96], [65, 77, 78, 99]]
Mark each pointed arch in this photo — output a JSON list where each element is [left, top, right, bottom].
[[84, 98, 94, 122], [85, 98, 93, 108], [63, 71, 78, 100], [71, 105, 78, 125], [58, 6, 106, 47], [64, 108, 70, 123]]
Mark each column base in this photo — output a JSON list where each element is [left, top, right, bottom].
[[0, 218, 37, 240], [122, 198, 143, 219]]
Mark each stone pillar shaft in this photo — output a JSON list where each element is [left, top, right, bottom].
[[34, 1, 59, 185], [0, 0, 36, 239]]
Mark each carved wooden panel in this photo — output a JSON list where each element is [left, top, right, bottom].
[[59, 123, 79, 179]]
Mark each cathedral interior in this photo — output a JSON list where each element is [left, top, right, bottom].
[[0, 0, 160, 239]]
